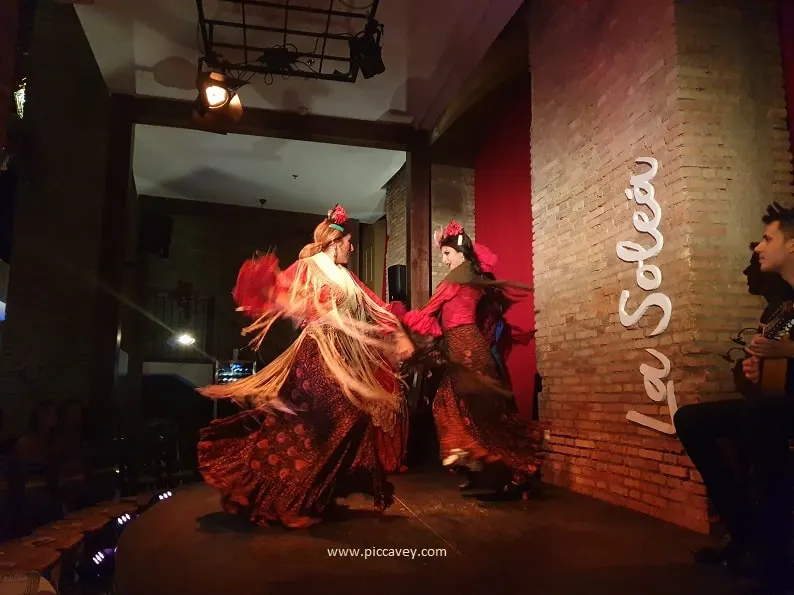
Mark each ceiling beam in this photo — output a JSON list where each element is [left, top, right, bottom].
[[431, 8, 529, 145], [430, 74, 530, 168], [128, 95, 418, 151]]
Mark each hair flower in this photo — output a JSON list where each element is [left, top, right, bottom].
[[327, 204, 348, 225]]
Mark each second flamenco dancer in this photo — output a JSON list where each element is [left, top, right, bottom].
[[403, 221, 546, 499]]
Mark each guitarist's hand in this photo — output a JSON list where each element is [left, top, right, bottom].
[[742, 355, 760, 384], [746, 335, 794, 359]]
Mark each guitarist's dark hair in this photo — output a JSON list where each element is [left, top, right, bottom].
[[761, 202, 794, 238]]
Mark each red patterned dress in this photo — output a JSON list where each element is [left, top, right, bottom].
[[404, 280, 545, 488], [197, 252, 407, 528]]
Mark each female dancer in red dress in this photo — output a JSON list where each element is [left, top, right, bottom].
[[402, 221, 545, 499], [197, 205, 413, 528]]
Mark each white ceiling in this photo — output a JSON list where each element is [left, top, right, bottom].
[[133, 124, 405, 221], [75, 0, 524, 215]]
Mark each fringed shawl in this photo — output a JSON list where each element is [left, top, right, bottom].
[[200, 252, 404, 430]]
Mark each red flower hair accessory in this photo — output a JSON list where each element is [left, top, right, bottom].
[[444, 220, 463, 238], [327, 204, 347, 231], [433, 220, 466, 247]]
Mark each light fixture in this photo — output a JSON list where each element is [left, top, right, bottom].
[[204, 84, 229, 109], [197, 71, 234, 110], [175, 333, 196, 347], [349, 20, 386, 80], [193, 70, 246, 130]]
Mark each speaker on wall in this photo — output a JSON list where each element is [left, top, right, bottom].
[[139, 213, 173, 258], [387, 264, 407, 304]]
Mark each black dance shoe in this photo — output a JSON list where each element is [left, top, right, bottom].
[[692, 541, 746, 565], [476, 480, 534, 502], [458, 471, 480, 490]]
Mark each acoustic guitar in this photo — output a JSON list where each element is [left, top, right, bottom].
[[757, 301, 794, 397]]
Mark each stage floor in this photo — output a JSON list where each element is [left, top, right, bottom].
[[114, 470, 744, 595]]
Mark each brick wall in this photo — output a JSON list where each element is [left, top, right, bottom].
[[430, 165, 476, 290], [529, 0, 791, 533], [385, 166, 407, 270], [675, 2, 793, 370], [385, 163, 475, 295], [0, 1, 115, 434]]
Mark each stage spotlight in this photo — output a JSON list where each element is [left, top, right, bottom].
[[196, 71, 235, 109], [349, 20, 385, 79], [193, 71, 246, 129], [204, 84, 229, 108]]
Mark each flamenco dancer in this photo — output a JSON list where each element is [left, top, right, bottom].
[[402, 221, 545, 499], [196, 205, 414, 528]]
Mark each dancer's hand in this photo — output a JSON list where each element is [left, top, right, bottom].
[[394, 333, 415, 363], [742, 354, 760, 384]]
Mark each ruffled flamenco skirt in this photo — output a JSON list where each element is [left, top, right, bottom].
[[433, 324, 545, 489], [197, 337, 401, 529]]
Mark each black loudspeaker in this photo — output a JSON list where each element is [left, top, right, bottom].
[[139, 213, 173, 258], [387, 264, 407, 303]]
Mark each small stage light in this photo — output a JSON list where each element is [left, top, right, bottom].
[[144, 489, 175, 509], [79, 546, 117, 587], [349, 19, 386, 80], [116, 513, 133, 526]]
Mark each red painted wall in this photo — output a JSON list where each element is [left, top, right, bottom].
[[779, 0, 794, 159], [474, 82, 535, 417]]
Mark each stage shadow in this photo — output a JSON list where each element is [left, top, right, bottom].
[[195, 504, 409, 535], [462, 481, 557, 503], [322, 504, 409, 525], [196, 512, 260, 534]]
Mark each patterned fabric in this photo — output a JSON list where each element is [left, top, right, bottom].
[[197, 337, 396, 528], [433, 324, 545, 485], [375, 398, 409, 474]]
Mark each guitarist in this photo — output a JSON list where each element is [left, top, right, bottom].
[[674, 204, 794, 594], [733, 243, 794, 397]]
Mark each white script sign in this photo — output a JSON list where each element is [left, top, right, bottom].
[[616, 157, 678, 435]]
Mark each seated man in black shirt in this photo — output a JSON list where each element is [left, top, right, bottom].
[[674, 203, 794, 594]]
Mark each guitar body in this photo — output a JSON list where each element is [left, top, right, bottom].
[[758, 301, 794, 397], [760, 357, 788, 397]]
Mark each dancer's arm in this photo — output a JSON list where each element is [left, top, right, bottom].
[[232, 254, 336, 322], [232, 253, 281, 317], [402, 282, 460, 338]]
